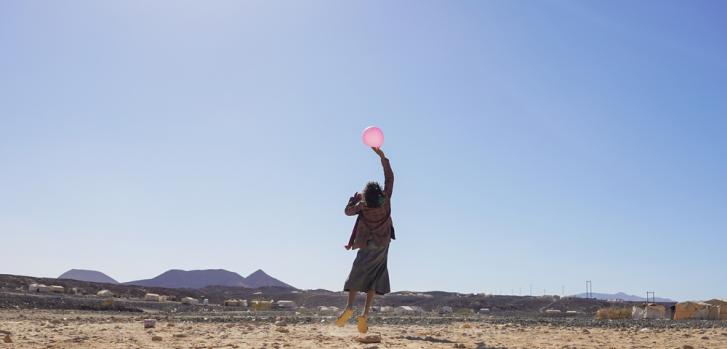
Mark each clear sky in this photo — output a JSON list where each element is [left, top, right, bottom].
[[1, 1, 725, 301]]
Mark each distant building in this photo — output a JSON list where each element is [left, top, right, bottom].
[[48, 285, 64, 294], [97, 290, 114, 298], [276, 300, 296, 309], [394, 306, 425, 315], [317, 306, 340, 312], [144, 293, 161, 302], [224, 299, 247, 307], [181, 297, 199, 305], [539, 295, 560, 300], [250, 299, 274, 310], [704, 299, 727, 320], [379, 306, 394, 313], [439, 306, 453, 314], [674, 302, 720, 320], [28, 284, 49, 293], [632, 304, 666, 320]]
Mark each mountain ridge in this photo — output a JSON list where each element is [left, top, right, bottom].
[[245, 269, 294, 289], [57, 268, 296, 290], [125, 269, 250, 289], [58, 269, 119, 284]]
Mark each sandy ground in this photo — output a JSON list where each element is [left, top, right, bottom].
[[0, 310, 726, 349]]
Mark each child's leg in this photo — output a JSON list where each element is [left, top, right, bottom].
[[336, 290, 357, 327], [357, 289, 375, 333], [362, 289, 375, 317], [345, 290, 356, 309]]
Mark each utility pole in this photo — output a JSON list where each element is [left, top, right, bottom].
[[586, 280, 593, 299]]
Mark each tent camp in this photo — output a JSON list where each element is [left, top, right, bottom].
[[317, 306, 340, 312], [181, 297, 200, 305], [394, 306, 425, 315], [276, 300, 297, 309], [704, 299, 727, 320], [596, 307, 630, 320], [28, 284, 49, 293], [632, 304, 667, 320], [144, 293, 161, 302], [379, 306, 394, 313], [224, 299, 247, 307], [97, 290, 114, 298], [673, 301, 719, 320]]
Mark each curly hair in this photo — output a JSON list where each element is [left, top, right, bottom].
[[363, 181, 385, 208]]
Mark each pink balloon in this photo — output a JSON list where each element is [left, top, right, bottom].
[[362, 126, 384, 148]]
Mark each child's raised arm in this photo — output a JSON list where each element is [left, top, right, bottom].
[[372, 147, 393, 199]]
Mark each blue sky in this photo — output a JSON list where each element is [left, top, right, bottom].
[[1, 1, 725, 301]]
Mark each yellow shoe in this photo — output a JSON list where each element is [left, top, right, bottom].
[[357, 316, 368, 333], [335, 308, 354, 327]]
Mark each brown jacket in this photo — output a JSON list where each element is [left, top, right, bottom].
[[345, 157, 394, 249]]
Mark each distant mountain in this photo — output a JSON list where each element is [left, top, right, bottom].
[[125, 269, 249, 289], [574, 292, 674, 302], [58, 269, 118, 284], [245, 269, 294, 289]]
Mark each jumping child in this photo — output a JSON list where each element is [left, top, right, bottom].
[[336, 147, 394, 333]]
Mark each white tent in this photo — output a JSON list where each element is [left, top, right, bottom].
[[317, 306, 340, 312], [632, 304, 666, 320], [144, 293, 161, 302], [276, 300, 297, 309], [181, 297, 199, 305], [97, 290, 114, 298], [394, 306, 425, 315]]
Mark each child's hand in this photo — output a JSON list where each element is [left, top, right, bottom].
[[372, 147, 385, 159], [348, 192, 361, 205]]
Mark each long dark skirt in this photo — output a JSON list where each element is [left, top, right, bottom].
[[343, 241, 390, 295]]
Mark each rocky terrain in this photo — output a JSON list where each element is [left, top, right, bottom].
[[3, 273, 724, 348], [9, 272, 688, 319], [0, 309, 725, 349], [1, 274, 627, 315]]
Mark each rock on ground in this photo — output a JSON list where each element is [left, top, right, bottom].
[[357, 333, 382, 344]]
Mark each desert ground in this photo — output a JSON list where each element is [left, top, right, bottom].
[[1, 310, 726, 349]]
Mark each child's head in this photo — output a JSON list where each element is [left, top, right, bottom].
[[363, 181, 385, 208]]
